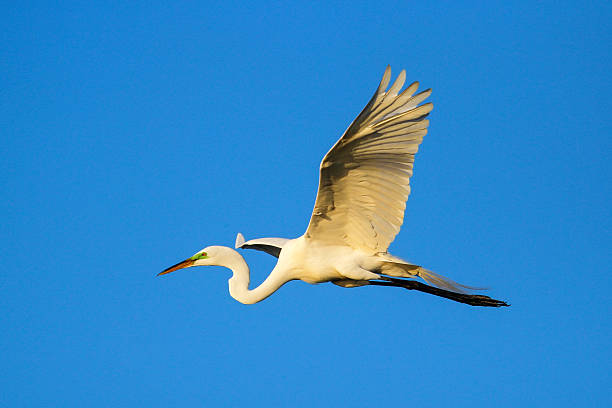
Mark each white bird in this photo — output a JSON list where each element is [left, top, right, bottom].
[[159, 67, 508, 307]]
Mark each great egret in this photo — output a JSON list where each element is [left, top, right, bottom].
[[159, 67, 509, 307]]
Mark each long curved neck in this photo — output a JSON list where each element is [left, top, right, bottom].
[[212, 247, 288, 304]]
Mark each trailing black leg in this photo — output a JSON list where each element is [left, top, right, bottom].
[[369, 277, 509, 307]]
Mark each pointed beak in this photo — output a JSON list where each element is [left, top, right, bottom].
[[158, 259, 195, 276]]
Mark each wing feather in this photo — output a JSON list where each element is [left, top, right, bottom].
[[304, 67, 432, 253], [235, 233, 288, 258]]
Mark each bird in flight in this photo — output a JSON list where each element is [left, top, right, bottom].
[[159, 67, 508, 307]]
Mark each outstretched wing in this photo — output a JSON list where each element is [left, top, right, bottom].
[[304, 66, 432, 253], [235, 232, 289, 258]]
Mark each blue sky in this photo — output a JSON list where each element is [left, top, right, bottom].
[[2, 1, 611, 406]]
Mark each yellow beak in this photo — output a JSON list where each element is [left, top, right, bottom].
[[158, 259, 195, 276]]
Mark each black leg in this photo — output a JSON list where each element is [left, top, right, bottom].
[[369, 277, 509, 307]]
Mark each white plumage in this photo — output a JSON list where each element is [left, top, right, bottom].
[[306, 67, 432, 253], [160, 67, 508, 308]]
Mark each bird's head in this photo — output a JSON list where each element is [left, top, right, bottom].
[[158, 246, 222, 276]]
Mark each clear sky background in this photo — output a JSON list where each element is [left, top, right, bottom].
[[2, 1, 611, 407]]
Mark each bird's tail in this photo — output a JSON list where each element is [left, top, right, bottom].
[[415, 267, 484, 294], [378, 256, 484, 294]]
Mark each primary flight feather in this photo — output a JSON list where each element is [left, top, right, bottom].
[[159, 66, 508, 308]]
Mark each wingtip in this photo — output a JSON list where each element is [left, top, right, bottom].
[[387, 69, 407, 96], [235, 232, 245, 249], [398, 69, 406, 81], [379, 66, 392, 91], [421, 101, 434, 113]]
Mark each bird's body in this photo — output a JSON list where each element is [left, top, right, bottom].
[[160, 67, 509, 307], [273, 236, 376, 284], [193, 242, 391, 304]]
